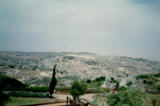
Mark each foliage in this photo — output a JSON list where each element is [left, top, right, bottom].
[[136, 73, 160, 80], [126, 81, 133, 87], [107, 88, 146, 106], [0, 73, 11, 105], [115, 81, 120, 89], [85, 76, 105, 89], [84, 79, 104, 88], [22, 86, 73, 92], [153, 73, 160, 78], [0, 73, 26, 91], [9, 91, 47, 98], [118, 86, 127, 91], [106, 88, 111, 92], [92, 94, 107, 106], [136, 75, 149, 79], [23, 86, 49, 92], [49, 64, 57, 97], [70, 81, 87, 100], [157, 85, 160, 92], [151, 97, 158, 106], [0, 91, 10, 106], [86, 79, 91, 83], [110, 77, 117, 83], [94, 76, 105, 82]]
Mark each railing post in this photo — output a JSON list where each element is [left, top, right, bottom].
[[67, 96, 68, 106]]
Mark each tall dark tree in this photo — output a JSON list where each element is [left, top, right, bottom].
[[49, 64, 57, 98]]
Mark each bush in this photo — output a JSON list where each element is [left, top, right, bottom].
[[118, 86, 127, 91], [106, 88, 111, 93], [22, 86, 71, 93], [70, 81, 87, 100], [153, 73, 160, 78], [0, 73, 26, 91], [87, 81, 104, 88], [0, 91, 10, 106], [143, 79, 148, 84], [107, 88, 146, 106], [136, 75, 149, 79], [95, 76, 105, 82], [126, 81, 133, 87], [86, 79, 91, 83], [23, 87, 49, 92], [110, 77, 117, 83], [157, 85, 160, 92], [9, 91, 47, 98]]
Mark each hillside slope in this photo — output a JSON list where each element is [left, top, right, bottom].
[[0, 52, 159, 87]]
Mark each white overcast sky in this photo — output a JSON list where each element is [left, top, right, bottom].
[[0, 0, 160, 60]]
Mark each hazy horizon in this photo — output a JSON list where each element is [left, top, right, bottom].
[[0, 0, 160, 61]]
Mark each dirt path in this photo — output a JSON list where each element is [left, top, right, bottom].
[[38, 102, 66, 106], [54, 93, 94, 102], [40, 93, 95, 106]]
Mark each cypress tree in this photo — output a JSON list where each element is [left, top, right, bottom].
[[49, 64, 57, 98]]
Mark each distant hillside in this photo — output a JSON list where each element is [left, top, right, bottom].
[[0, 51, 160, 87]]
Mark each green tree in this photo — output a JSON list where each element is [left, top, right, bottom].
[[70, 81, 87, 102], [126, 81, 133, 87], [107, 88, 146, 106], [49, 64, 57, 98]]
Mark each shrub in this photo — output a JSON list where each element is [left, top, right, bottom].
[[106, 88, 111, 93], [157, 85, 160, 92], [95, 76, 105, 82], [110, 77, 117, 83], [118, 86, 127, 91], [87, 81, 104, 88], [23, 87, 49, 92], [86, 79, 91, 83], [0, 91, 10, 106], [153, 73, 160, 78], [70, 81, 87, 101], [136, 75, 149, 79], [0, 73, 26, 91], [126, 81, 133, 87], [143, 79, 147, 84], [107, 88, 146, 106], [9, 91, 47, 98]]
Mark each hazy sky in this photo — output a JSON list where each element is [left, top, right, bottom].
[[0, 0, 160, 60]]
